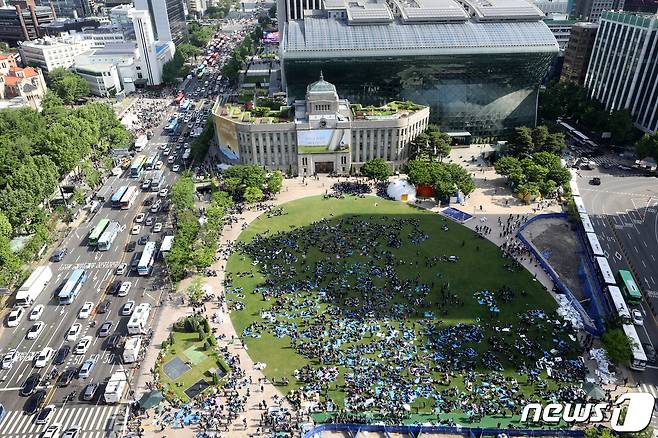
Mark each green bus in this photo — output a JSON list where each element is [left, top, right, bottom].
[[88, 218, 110, 246], [618, 269, 642, 305]]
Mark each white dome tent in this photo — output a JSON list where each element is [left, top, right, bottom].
[[387, 179, 416, 202]]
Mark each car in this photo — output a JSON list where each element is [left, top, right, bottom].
[[163, 148, 170, 156], [53, 345, 70, 365], [98, 299, 111, 314], [632, 309, 644, 326], [74, 336, 92, 354], [66, 323, 82, 341], [105, 334, 121, 351], [131, 225, 141, 235], [155, 160, 164, 170], [78, 302, 94, 319], [58, 368, 76, 387], [120, 300, 135, 316], [26, 321, 45, 339], [118, 282, 132, 297], [642, 343, 657, 364], [153, 223, 163, 233], [159, 188, 169, 198], [172, 164, 180, 172], [41, 424, 61, 438], [35, 405, 56, 424], [7, 307, 24, 327], [2, 349, 17, 369], [108, 280, 122, 296], [51, 248, 67, 262], [134, 213, 145, 223], [116, 263, 128, 275], [24, 390, 46, 414], [167, 155, 176, 164], [141, 180, 151, 190], [29, 304, 44, 321], [78, 358, 96, 378], [130, 252, 142, 271], [162, 201, 171, 213], [34, 347, 54, 368], [618, 164, 632, 170], [126, 241, 136, 252], [143, 197, 154, 206], [150, 201, 161, 213], [98, 321, 114, 338], [20, 373, 41, 396], [145, 216, 154, 226], [62, 426, 81, 438], [590, 177, 601, 185], [138, 235, 149, 245], [82, 383, 99, 401]]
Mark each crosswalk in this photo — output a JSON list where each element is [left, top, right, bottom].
[[0, 404, 121, 438], [638, 384, 658, 433]]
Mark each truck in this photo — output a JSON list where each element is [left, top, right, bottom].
[[15, 266, 53, 307], [122, 336, 142, 364], [127, 303, 151, 335], [104, 370, 128, 403]]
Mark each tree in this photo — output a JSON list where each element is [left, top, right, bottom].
[[361, 158, 391, 182], [608, 110, 635, 144], [531, 125, 549, 150], [426, 126, 452, 161], [494, 156, 522, 177], [266, 170, 283, 194], [601, 328, 633, 365], [510, 127, 534, 156], [404, 159, 433, 186], [635, 133, 658, 161], [171, 176, 195, 211], [0, 212, 12, 238], [48, 68, 90, 104], [243, 186, 264, 204]]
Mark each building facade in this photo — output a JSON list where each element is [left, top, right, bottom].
[[213, 76, 429, 175], [280, 0, 559, 136], [18, 35, 92, 71], [560, 21, 598, 85], [0, 0, 56, 45], [73, 62, 119, 96], [571, 0, 624, 21], [133, 0, 187, 46], [0, 56, 47, 108], [187, 0, 207, 19], [585, 11, 658, 134]]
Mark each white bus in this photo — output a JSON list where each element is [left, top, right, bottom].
[[98, 221, 121, 251], [120, 186, 138, 210], [127, 303, 151, 335], [622, 324, 647, 371], [579, 213, 595, 233], [137, 242, 156, 276], [16, 266, 53, 307], [586, 232, 604, 257], [145, 154, 158, 171], [608, 286, 630, 321], [595, 256, 616, 285]]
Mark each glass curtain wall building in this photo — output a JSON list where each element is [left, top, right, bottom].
[[280, 0, 559, 136]]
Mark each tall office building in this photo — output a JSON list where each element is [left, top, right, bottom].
[[133, 0, 187, 46], [560, 21, 598, 85], [571, 0, 624, 22], [585, 11, 658, 134], [280, 0, 559, 136], [0, 0, 56, 45], [276, 0, 320, 28]]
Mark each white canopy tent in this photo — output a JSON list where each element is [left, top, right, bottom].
[[387, 179, 416, 202]]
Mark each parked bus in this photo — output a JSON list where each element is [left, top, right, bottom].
[[595, 256, 616, 285], [607, 285, 631, 322], [618, 269, 642, 305], [127, 303, 152, 335], [585, 232, 604, 257], [97, 221, 121, 251], [622, 324, 647, 371], [130, 155, 147, 179], [137, 242, 156, 276], [58, 269, 87, 305], [88, 218, 110, 246], [16, 266, 53, 307], [150, 170, 165, 191], [110, 186, 128, 209], [120, 186, 139, 210]]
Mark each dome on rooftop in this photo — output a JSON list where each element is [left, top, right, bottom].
[[306, 72, 336, 94]]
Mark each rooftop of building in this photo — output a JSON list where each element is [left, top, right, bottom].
[[19, 36, 87, 48], [351, 101, 426, 119], [216, 103, 294, 124], [92, 42, 138, 55], [284, 16, 558, 56], [74, 62, 115, 73], [306, 73, 336, 93]]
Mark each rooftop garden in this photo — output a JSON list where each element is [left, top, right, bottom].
[[351, 100, 425, 118], [222, 103, 292, 124]]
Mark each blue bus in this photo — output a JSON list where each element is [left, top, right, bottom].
[[130, 155, 147, 179], [58, 269, 87, 305], [110, 186, 128, 209], [180, 99, 191, 112], [165, 117, 179, 134]]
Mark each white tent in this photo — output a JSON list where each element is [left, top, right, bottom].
[[387, 179, 416, 202]]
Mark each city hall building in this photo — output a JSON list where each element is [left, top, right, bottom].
[[212, 75, 429, 175], [278, 0, 559, 136]]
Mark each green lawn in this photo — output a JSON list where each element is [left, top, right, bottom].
[[225, 196, 578, 424], [157, 331, 228, 403]]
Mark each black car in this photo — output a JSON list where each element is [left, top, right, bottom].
[[51, 248, 67, 262], [143, 197, 154, 206], [130, 252, 142, 271], [58, 368, 76, 387], [126, 241, 136, 252], [162, 201, 171, 212], [98, 299, 111, 314], [24, 390, 46, 414], [138, 235, 149, 245], [82, 383, 99, 401], [108, 280, 122, 296], [20, 373, 41, 396], [590, 177, 601, 185], [105, 334, 121, 351], [53, 345, 70, 365]]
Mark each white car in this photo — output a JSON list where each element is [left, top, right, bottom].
[[131, 225, 141, 235], [28, 304, 44, 321], [632, 309, 644, 326], [74, 336, 92, 355], [118, 281, 132, 297], [7, 307, 24, 327], [66, 323, 82, 341], [155, 160, 163, 170], [26, 321, 45, 340], [153, 223, 163, 233], [34, 347, 54, 368], [134, 213, 145, 223], [163, 148, 170, 156], [167, 155, 176, 164], [79, 302, 94, 319], [172, 164, 180, 172], [120, 301, 135, 316], [42, 424, 61, 438], [159, 188, 169, 198], [1, 349, 17, 369], [116, 263, 128, 275]]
